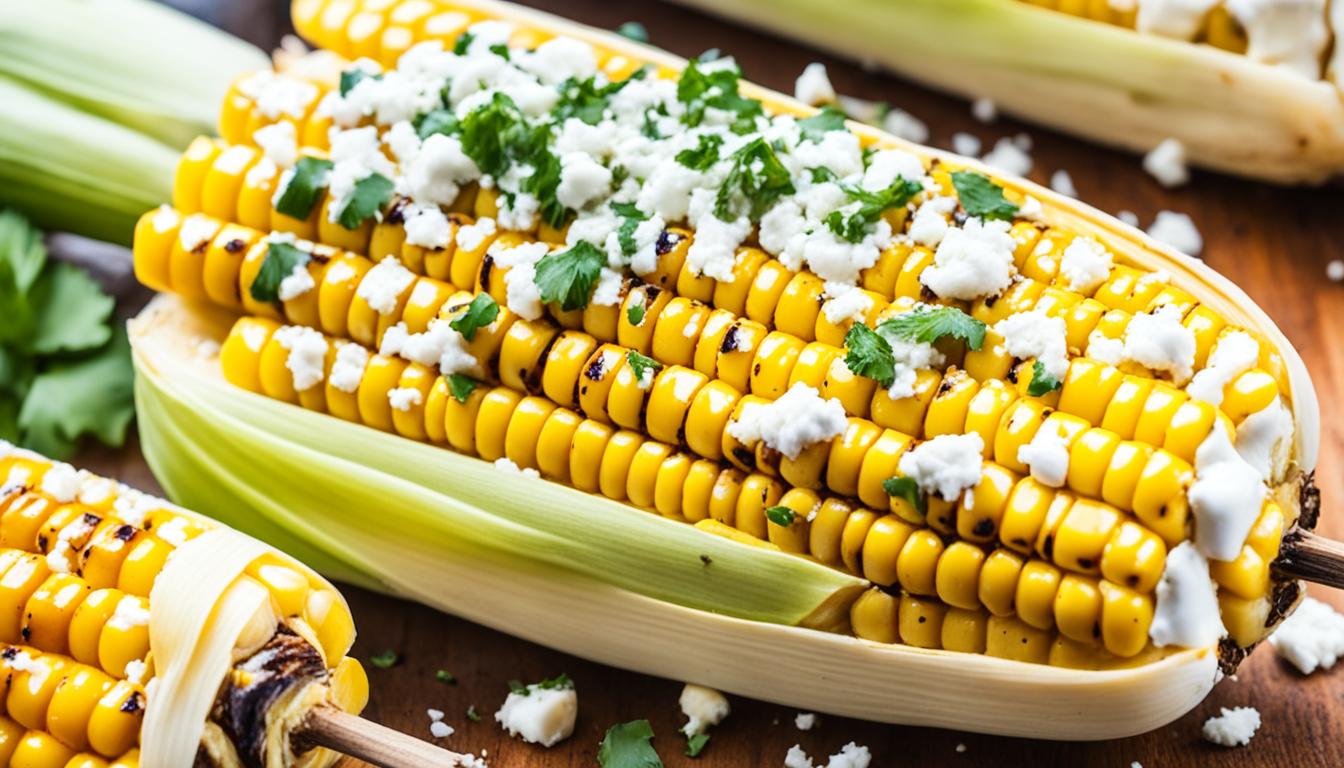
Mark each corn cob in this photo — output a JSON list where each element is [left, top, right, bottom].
[[0, 448, 370, 767], [124, 0, 1330, 739]]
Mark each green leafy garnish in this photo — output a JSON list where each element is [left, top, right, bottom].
[[598, 720, 663, 768], [507, 679, 527, 695], [842, 323, 895, 389], [626, 301, 646, 326], [677, 57, 763, 133], [823, 177, 924, 243], [625, 350, 662, 383], [435, 669, 457, 685], [448, 294, 499, 341], [610, 201, 649, 256], [447, 374, 479, 403], [797, 105, 847, 143], [882, 475, 927, 517], [414, 109, 459, 140], [765, 506, 797, 527], [877, 306, 986, 350], [488, 43, 510, 60], [950, 170, 1019, 221], [369, 650, 399, 669], [458, 93, 567, 228], [249, 240, 310, 303], [535, 241, 605, 311], [807, 166, 838, 184], [685, 732, 710, 758], [336, 173, 394, 229], [675, 134, 723, 171], [466, 705, 481, 722], [452, 31, 475, 55], [339, 68, 378, 97], [715, 138, 794, 221], [274, 156, 333, 221], [555, 73, 642, 126], [617, 21, 649, 43], [1027, 360, 1062, 397], [641, 107, 665, 140], [509, 674, 573, 697]]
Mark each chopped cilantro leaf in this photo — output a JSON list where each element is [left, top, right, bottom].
[[336, 173, 394, 229], [877, 306, 986, 350], [842, 322, 895, 389], [882, 475, 927, 517], [414, 108, 459, 140], [626, 301, 646, 326], [950, 170, 1019, 221], [625, 350, 662, 383], [715, 138, 794, 221], [447, 374, 479, 403], [488, 43, 510, 60], [823, 177, 924, 243], [452, 31, 475, 55], [369, 650, 399, 669], [1027, 360, 1062, 397], [435, 669, 457, 685], [686, 732, 710, 758], [466, 705, 481, 722], [765, 506, 797, 527], [797, 105, 847, 143], [598, 720, 663, 768], [249, 241, 310, 303], [641, 105, 667, 139], [507, 679, 527, 695], [535, 241, 605, 310], [677, 57, 762, 133], [807, 166, 838, 184], [449, 294, 499, 340], [273, 156, 332, 221], [611, 201, 649, 256], [555, 73, 643, 126], [339, 68, 379, 97], [458, 93, 567, 228], [617, 21, 649, 43], [675, 134, 723, 171], [509, 674, 573, 697]]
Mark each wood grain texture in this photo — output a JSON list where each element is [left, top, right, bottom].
[[81, 0, 1344, 764]]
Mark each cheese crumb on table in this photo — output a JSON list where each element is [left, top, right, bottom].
[[1143, 138, 1190, 187], [1327, 259, 1344, 281], [951, 132, 981, 157], [494, 679, 577, 747], [1202, 706, 1260, 747], [1269, 597, 1344, 674], [493, 457, 540, 479], [679, 684, 730, 736], [1049, 169, 1077, 197], [794, 712, 817, 731], [1146, 210, 1203, 256], [981, 136, 1032, 177], [782, 742, 872, 768], [971, 97, 997, 123], [955, 743, 967, 753], [794, 63, 836, 106]]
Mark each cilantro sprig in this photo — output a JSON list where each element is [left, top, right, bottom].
[[274, 156, 333, 221], [765, 506, 797, 527], [824, 177, 924, 243], [675, 134, 724, 171], [797, 105, 846, 143], [686, 732, 710, 758], [509, 674, 574, 696], [598, 719, 664, 768], [842, 323, 896, 388], [458, 93, 567, 227], [715, 138, 794, 221], [882, 476, 927, 517], [1027, 360, 1062, 397], [951, 170, 1019, 221], [449, 294, 499, 341], [249, 240, 310, 304], [677, 56, 763, 134], [447, 374, 480, 403], [878, 306, 986, 350], [555, 73, 643, 126], [339, 68, 379, 97], [336, 173, 394, 229], [369, 650, 399, 669], [535, 241, 606, 311], [625, 350, 662, 383]]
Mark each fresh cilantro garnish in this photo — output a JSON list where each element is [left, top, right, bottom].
[[641, 105, 667, 139], [598, 720, 663, 768], [807, 166, 838, 184], [274, 156, 333, 221], [797, 105, 847, 143], [488, 43, 510, 60], [675, 134, 723, 171], [610, 201, 649, 256], [435, 669, 457, 685], [414, 109, 459, 140], [458, 93, 567, 227], [877, 306, 986, 350], [249, 240, 310, 303], [686, 732, 710, 758], [842, 322, 896, 389], [626, 301, 646, 326], [336, 173, 394, 229], [369, 650, 399, 669], [339, 68, 379, 97], [447, 374, 479, 403], [452, 31, 475, 55], [555, 73, 642, 126], [677, 56, 763, 133], [509, 674, 573, 697], [535, 241, 605, 311], [466, 705, 481, 722], [882, 475, 927, 517], [765, 506, 797, 527], [625, 350, 662, 382], [715, 138, 795, 221], [823, 177, 924, 243], [449, 294, 499, 340], [617, 21, 649, 43], [1027, 360, 1062, 397], [507, 679, 527, 695], [950, 170, 1019, 221]]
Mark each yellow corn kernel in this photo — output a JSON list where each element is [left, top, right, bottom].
[[713, 320, 768, 394], [1132, 383, 1187, 446], [1015, 559, 1063, 630], [47, 666, 115, 753], [985, 615, 1052, 664], [859, 515, 916, 587], [773, 273, 825, 341], [597, 431, 642, 501], [897, 595, 945, 648], [1222, 370, 1279, 424], [1051, 500, 1121, 574], [733, 474, 783, 541], [994, 399, 1049, 474], [896, 529, 944, 596], [680, 460, 721, 523], [653, 453, 694, 520], [1067, 428, 1121, 498], [766, 489, 817, 553], [97, 596, 149, 679], [869, 368, 940, 437], [1057, 358, 1125, 425], [935, 542, 986, 610], [22, 575, 92, 656], [1100, 521, 1167, 594], [855, 430, 913, 510], [1053, 574, 1103, 643], [172, 137, 224, 213], [961, 380, 1015, 455], [849, 588, 898, 644], [304, 588, 356, 665], [11, 729, 76, 768], [473, 388, 523, 463], [820, 354, 877, 419], [956, 463, 1017, 543], [1099, 581, 1154, 657], [651, 299, 710, 368], [0, 556, 53, 643], [497, 319, 559, 395], [645, 367, 707, 445], [1209, 545, 1271, 600], [1099, 442, 1153, 512], [9, 653, 72, 730], [806, 498, 855, 566], [627, 442, 673, 508], [502, 397, 556, 472], [923, 369, 980, 438], [1130, 450, 1193, 546], [978, 549, 1025, 617], [87, 682, 143, 758], [750, 333, 805, 400]]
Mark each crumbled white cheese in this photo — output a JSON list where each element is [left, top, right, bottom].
[[277, 263, 315, 302], [456, 217, 497, 252], [826, 742, 872, 768], [794, 713, 817, 731], [950, 132, 981, 158], [494, 680, 577, 746], [493, 457, 540, 479], [523, 36, 598, 85], [1057, 236, 1113, 294], [1122, 304, 1196, 383], [329, 343, 370, 393], [727, 383, 848, 460], [784, 745, 814, 768], [994, 309, 1069, 381], [1235, 396, 1294, 482], [123, 659, 148, 684], [492, 241, 551, 320], [404, 204, 454, 250], [272, 325, 329, 391], [556, 152, 613, 210], [971, 97, 997, 123], [1270, 597, 1344, 674], [326, 126, 397, 222], [1227, 0, 1328, 80], [862, 149, 926, 191], [40, 463, 80, 503], [906, 196, 957, 248], [820, 282, 872, 325], [1186, 331, 1260, 406], [1150, 541, 1225, 647], [898, 433, 984, 502], [1202, 707, 1260, 747], [794, 63, 836, 106], [1117, 210, 1140, 227], [956, 744, 967, 754], [154, 516, 191, 546], [428, 708, 445, 721], [879, 108, 929, 144], [882, 333, 945, 400], [1017, 422, 1071, 488], [1049, 169, 1077, 198], [921, 218, 1017, 301], [177, 214, 217, 253], [1189, 424, 1266, 561], [981, 137, 1032, 177], [679, 684, 730, 737], [406, 133, 480, 207], [430, 721, 454, 739], [107, 595, 152, 631], [1328, 260, 1344, 282], [1142, 138, 1190, 188], [237, 71, 318, 120], [356, 257, 416, 315], [253, 122, 298, 168], [388, 387, 424, 412]]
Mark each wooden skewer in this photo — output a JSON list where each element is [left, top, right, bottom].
[[1276, 529, 1344, 590], [302, 707, 472, 767]]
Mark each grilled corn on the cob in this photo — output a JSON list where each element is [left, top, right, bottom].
[[127, 0, 1323, 739], [0, 449, 367, 768]]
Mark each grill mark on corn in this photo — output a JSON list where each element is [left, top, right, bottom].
[[386, 196, 411, 224], [655, 230, 683, 256], [720, 323, 742, 353], [224, 238, 246, 253]]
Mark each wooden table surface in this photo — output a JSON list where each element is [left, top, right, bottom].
[[84, 0, 1344, 764]]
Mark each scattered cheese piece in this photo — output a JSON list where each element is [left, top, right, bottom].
[[1270, 597, 1344, 674], [794, 63, 836, 106], [1202, 707, 1260, 747], [1142, 138, 1189, 187], [898, 432, 984, 502], [1146, 210, 1203, 256], [679, 684, 730, 737], [794, 713, 817, 731], [494, 680, 577, 747], [1049, 169, 1077, 197], [727, 383, 848, 460]]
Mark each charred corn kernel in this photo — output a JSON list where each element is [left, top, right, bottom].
[[645, 367, 708, 445], [1054, 574, 1103, 643], [935, 542, 986, 610], [956, 463, 1018, 543], [692, 310, 735, 378], [86, 682, 142, 758], [749, 333, 804, 399], [978, 549, 1025, 616], [616, 286, 672, 355], [535, 409, 582, 484], [923, 369, 980, 437], [1100, 521, 1166, 593], [684, 381, 741, 461], [734, 474, 783, 541], [998, 478, 1054, 553], [1051, 500, 1120, 574], [714, 320, 768, 393], [860, 515, 917, 587], [896, 530, 944, 596], [897, 596, 945, 648], [473, 387, 523, 462], [995, 399, 1049, 474], [22, 576, 91, 656], [576, 345, 626, 424], [849, 588, 899, 644], [772, 273, 825, 340], [650, 298, 709, 368], [497, 319, 558, 394], [1209, 545, 1271, 600], [892, 246, 935, 300], [0, 556, 52, 643], [973, 278, 1045, 325], [47, 666, 115, 752], [869, 369, 940, 437], [1130, 450, 1193, 546], [644, 231, 689, 291]]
